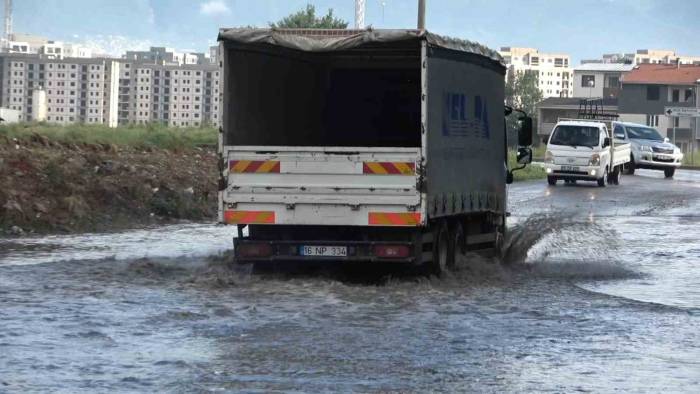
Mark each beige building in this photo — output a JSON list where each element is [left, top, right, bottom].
[[634, 49, 700, 66], [499, 47, 572, 98]]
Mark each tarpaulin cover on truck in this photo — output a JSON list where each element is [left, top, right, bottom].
[[217, 28, 503, 64]]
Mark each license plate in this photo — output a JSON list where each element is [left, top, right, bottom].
[[300, 245, 347, 257], [655, 154, 670, 159], [561, 165, 580, 172]]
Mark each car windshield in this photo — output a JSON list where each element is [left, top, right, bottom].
[[626, 126, 664, 141], [549, 125, 600, 147]]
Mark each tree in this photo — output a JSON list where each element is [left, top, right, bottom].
[[505, 68, 543, 145], [270, 4, 349, 29]]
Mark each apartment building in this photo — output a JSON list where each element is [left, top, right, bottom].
[[117, 61, 220, 127], [0, 47, 221, 128], [125, 47, 212, 66], [499, 47, 572, 98], [572, 63, 634, 98], [0, 53, 120, 126], [582, 49, 700, 66], [634, 49, 700, 66], [618, 64, 700, 152]]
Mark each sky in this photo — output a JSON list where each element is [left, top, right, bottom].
[[8, 0, 700, 63]]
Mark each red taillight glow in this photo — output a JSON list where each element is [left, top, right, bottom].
[[373, 245, 411, 258], [238, 243, 273, 258]]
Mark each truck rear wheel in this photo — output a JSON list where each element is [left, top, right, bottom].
[[664, 168, 675, 178], [430, 220, 454, 276]]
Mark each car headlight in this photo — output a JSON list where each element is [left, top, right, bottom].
[[639, 145, 652, 152], [544, 150, 554, 164], [588, 153, 600, 166], [674, 148, 681, 154]]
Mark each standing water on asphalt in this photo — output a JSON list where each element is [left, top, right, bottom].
[[1, 173, 699, 392]]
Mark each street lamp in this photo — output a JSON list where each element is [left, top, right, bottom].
[[588, 79, 594, 98]]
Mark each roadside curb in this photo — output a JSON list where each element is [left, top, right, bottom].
[[680, 166, 700, 171]]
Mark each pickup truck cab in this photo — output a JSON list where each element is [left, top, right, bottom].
[[544, 120, 631, 187], [612, 121, 684, 178]]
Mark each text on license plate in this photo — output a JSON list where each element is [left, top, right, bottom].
[[561, 165, 580, 171], [300, 245, 347, 257]]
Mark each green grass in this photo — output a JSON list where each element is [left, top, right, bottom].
[[0, 122, 217, 150], [508, 149, 547, 181], [682, 150, 700, 167]]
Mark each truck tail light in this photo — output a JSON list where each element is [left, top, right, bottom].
[[238, 243, 273, 258], [373, 245, 411, 258]]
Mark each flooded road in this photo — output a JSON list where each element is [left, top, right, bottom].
[[1, 170, 699, 392]]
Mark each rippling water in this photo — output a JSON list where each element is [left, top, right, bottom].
[[1, 173, 700, 392]]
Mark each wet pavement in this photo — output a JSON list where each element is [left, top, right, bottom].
[[1, 169, 699, 392]]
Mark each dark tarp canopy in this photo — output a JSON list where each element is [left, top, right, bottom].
[[217, 28, 503, 65]]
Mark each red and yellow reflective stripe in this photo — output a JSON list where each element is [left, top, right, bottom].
[[224, 210, 275, 224], [368, 212, 421, 226], [363, 162, 415, 175], [229, 160, 281, 173]]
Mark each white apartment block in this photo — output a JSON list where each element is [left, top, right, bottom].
[[0, 55, 120, 126], [117, 62, 220, 127], [0, 50, 220, 128], [499, 47, 572, 98]]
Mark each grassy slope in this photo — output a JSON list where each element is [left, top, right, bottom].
[[0, 123, 218, 234], [508, 149, 547, 181], [682, 150, 700, 166], [0, 122, 217, 150]]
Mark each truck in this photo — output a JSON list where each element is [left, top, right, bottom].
[[612, 121, 684, 178], [544, 119, 631, 187], [216, 28, 532, 274]]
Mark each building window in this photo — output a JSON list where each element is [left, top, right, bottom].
[[646, 115, 659, 127], [673, 117, 680, 127], [646, 86, 660, 101], [581, 75, 595, 88], [671, 89, 680, 103]]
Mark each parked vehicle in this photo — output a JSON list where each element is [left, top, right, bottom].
[[613, 121, 684, 178], [544, 119, 631, 187], [216, 28, 533, 274]]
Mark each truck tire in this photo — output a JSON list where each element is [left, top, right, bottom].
[[452, 221, 466, 261], [430, 220, 454, 276], [664, 168, 675, 178], [547, 176, 557, 186], [626, 155, 636, 175], [610, 166, 621, 185], [597, 168, 608, 187]]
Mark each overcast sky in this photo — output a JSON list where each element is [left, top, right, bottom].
[[9, 0, 700, 63]]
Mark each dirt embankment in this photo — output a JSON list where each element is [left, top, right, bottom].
[[0, 134, 218, 235]]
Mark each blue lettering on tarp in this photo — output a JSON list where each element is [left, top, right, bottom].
[[474, 96, 490, 139], [441, 91, 490, 139]]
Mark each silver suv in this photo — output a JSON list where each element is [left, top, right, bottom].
[[612, 122, 683, 178]]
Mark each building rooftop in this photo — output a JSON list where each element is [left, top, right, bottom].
[[573, 63, 635, 72], [623, 63, 700, 85]]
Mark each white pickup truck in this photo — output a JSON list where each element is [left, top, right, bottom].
[[544, 119, 631, 187]]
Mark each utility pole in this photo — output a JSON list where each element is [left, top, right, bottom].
[[355, 0, 366, 29], [417, 0, 426, 30], [3, 0, 12, 49]]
